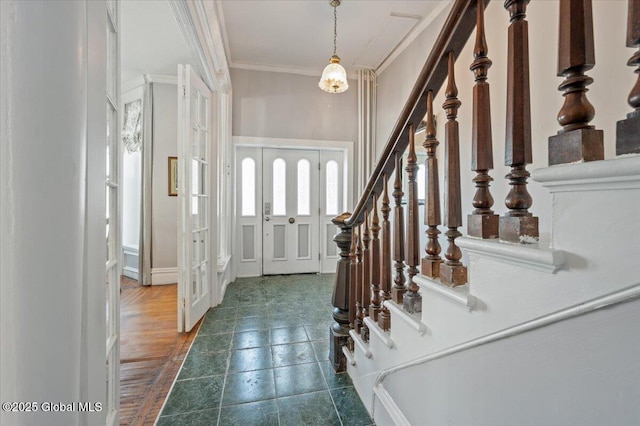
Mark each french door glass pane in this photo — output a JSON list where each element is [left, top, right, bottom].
[[297, 159, 310, 215], [272, 158, 286, 215], [326, 160, 339, 215], [241, 158, 256, 216]]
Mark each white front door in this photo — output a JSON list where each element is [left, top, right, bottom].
[[263, 148, 320, 275], [177, 64, 212, 331]]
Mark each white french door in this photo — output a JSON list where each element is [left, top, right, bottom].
[[177, 64, 212, 332], [262, 148, 320, 275], [105, 0, 120, 424]]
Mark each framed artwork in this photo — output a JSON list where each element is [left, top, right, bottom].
[[168, 156, 178, 196]]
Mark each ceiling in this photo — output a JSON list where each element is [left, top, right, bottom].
[[220, 0, 447, 76], [121, 0, 448, 83]]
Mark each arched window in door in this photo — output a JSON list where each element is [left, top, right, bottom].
[[272, 158, 286, 216], [326, 160, 339, 216], [241, 157, 256, 216], [297, 159, 311, 215]]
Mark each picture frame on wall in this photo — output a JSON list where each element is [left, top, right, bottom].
[[168, 156, 178, 196]]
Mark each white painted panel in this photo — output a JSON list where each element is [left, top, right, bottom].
[[273, 225, 286, 260], [297, 224, 310, 259], [242, 225, 255, 261]]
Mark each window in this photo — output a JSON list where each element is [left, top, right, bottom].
[[241, 158, 256, 216], [297, 159, 310, 215], [326, 160, 339, 216], [273, 158, 286, 215]]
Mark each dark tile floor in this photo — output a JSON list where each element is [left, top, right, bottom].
[[157, 274, 373, 426]]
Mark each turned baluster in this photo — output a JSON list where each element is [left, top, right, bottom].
[[616, 0, 640, 155], [369, 195, 382, 322], [499, 0, 539, 244], [347, 228, 357, 352], [548, 0, 604, 165], [422, 91, 443, 278], [355, 225, 363, 334], [391, 153, 407, 303], [360, 210, 371, 342], [329, 213, 352, 372], [403, 123, 422, 313], [468, 2, 499, 238], [440, 51, 467, 287], [378, 176, 392, 331]]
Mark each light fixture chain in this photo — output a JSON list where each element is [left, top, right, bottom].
[[333, 5, 337, 57]]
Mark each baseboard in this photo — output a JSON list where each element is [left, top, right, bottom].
[[151, 267, 178, 285], [123, 266, 139, 281]]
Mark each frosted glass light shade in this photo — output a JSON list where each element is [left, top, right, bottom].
[[319, 55, 349, 93]]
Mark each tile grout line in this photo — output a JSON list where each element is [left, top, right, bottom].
[[215, 320, 235, 426]]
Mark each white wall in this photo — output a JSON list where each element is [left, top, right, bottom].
[[384, 296, 640, 426], [152, 83, 179, 270], [231, 68, 358, 144], [375, 0, 633, 237], [121, 86, 144, 250], [1, 1, 106, 424]]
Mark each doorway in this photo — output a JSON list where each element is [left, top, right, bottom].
[[235, 144, 349, 278]]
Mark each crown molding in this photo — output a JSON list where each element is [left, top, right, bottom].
[[230, 60, 359, 80]]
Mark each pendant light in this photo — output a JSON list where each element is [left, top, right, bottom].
[[319, 0, 349, 93]]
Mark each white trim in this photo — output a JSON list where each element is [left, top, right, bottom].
[[372, 385, 412, 426], [151, 267, 178, 285], [217, 254, 231, 273], [532, 155, 640, 192], [375, 1, 452, 76], [457, 236, 566, 274], [364, 317, 394, 348], [414, 275, 477, 311], [342, 346, 356, 366], [383, 300, 427, 335], [169, 0, 231, 93], [234, 135, 353, 151], [349, 330, 372, 358]]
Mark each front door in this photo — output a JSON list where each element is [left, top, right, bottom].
[[177, 64, 212, 331], [262, 148, 320, 274]]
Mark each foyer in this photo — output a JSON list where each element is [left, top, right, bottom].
[[157, 274, 372, 425]]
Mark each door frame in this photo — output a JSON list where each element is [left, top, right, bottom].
[[233, 136, 354, 278], [170, 0, 233, 310]]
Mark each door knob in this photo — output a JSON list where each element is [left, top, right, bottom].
[[265, 216, 270, 221], [288, 217, 295, 224]]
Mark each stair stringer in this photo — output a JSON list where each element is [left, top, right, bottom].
[[346, 156, 640, 425]]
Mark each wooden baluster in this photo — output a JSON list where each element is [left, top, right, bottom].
[[403, 123, 422, 313], [355, 225, 363, 335], [347, 228, 357, 352], [361, 210, 371, 342], [440, 51, 467, 287], [499, 0, 539, 244], [616, 0, 640, 155], [369, 195, 382, 322], [422, 91, 443, 278], [548, 0, 604, 165], [378, 176, 392, 331], [468, 2, 499, 238], [329, 213, 352, 372], [391, 153, 407, 303]]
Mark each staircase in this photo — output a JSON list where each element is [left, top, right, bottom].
[[328, 1, 640, 424]]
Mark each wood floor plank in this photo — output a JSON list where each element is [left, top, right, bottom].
[[119, 277, 200, 425]]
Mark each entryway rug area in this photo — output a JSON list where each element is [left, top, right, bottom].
[[157, 274, 374, 425]]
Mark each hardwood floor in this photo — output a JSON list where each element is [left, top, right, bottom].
[[119, 277, 200, 425]]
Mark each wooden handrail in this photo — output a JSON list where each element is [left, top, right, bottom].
[[344, 0, 490, 228]]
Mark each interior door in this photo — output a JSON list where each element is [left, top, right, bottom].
[[263, 148, 320, 275], [177, 64, 212, 331]]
